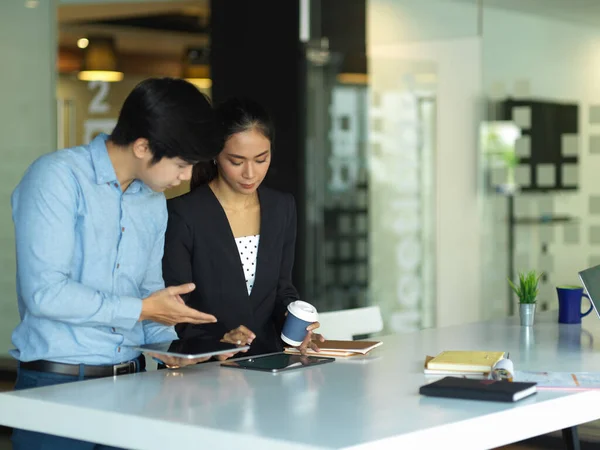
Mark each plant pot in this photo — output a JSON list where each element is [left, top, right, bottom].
[[519, 303, 536, 327]]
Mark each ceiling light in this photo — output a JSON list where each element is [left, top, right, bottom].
[[77, 38, 89, 49], [182, 47, 211, 90], [77, 37, 123, 83], [78, 71, 124, 82], [336, 52, 368, 85], [337, 73, 369, 85]]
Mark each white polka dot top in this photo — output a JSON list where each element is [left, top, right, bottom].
[[235, 235, 260, 295]]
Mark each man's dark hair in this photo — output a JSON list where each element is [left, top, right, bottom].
[[110, 77, 220, 164]]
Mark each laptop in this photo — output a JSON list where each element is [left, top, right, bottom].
[[578, 265, 600, 320]]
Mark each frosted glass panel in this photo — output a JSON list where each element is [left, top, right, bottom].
[[0, 1, 57, 356], [368, 0, 480, 331]]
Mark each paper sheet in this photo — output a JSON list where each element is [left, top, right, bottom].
[[514, 371, 600, 390]]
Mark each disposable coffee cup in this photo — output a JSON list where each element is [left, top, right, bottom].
[[491, 357, 514, 381], [281, 301, 318, 347]]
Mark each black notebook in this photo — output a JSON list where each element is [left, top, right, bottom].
[[420, 376, 537, 402]]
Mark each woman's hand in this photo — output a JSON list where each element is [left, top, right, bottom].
[[297, 322, 325, 356], [215, 325, 256, 361], [148, 353, 225, 369], [222, 325, 256, 346]]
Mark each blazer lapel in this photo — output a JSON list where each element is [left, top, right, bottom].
[[203, 186, 255, 327], [249, 187, 274, 308]]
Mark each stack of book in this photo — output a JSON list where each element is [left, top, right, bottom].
[[424, 350, 506, 379]]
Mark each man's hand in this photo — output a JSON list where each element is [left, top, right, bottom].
[[139, 283, 217, 326], [297, 322, 325, 356]]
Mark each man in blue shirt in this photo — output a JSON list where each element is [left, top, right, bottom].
[[10, 78, 222, 450]]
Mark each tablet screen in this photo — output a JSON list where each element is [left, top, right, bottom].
[[221, 353, 335, 373], [131, 336, 249, 359]]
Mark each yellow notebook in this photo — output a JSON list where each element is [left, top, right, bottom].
[[426, 350, 505, 372]]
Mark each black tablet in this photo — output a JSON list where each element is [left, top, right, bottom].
[[221, 353, 335, 373], [131, 336, 249, 359]]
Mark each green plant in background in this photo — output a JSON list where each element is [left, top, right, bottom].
[[508, 270, 543, 304], [485, 131, 518, 168], [481, 124, 519, 186]]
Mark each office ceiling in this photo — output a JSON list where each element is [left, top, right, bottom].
[[58, 1, 209, 55], [58, 1, 209, 24], [59, 0, 600, 61]]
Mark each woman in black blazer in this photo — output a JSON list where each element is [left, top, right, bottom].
[[163, 97, 322, 357]]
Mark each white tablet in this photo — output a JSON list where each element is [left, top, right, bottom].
[[130, 336, 249, 359]]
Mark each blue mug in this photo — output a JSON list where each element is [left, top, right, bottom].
[[556, 285, 593, 324]]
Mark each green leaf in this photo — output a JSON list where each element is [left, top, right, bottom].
[[507, 270, 543, 304]]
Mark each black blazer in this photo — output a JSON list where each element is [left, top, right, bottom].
[[162, 184, 300, 355]]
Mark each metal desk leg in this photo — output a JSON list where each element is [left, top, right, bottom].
[[562, 426, 581, 450]]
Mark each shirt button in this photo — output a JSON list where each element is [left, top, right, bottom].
[[114, 183, 118, 188], [116, 264, 120, 269], [112, 327, 116, 332], [118, 347, 121, 353], [121, 227, 125, 232]]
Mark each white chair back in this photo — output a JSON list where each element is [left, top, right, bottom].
[[317, 306, 383, 340]]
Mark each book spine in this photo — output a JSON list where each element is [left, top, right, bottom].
[[419, 387, 513, 402]]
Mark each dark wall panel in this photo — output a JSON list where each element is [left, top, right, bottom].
[[210, 0, 307, 294]]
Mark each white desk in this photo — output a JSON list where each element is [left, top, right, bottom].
[[1, 313, 600, 449]]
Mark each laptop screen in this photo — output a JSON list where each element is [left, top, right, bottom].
[[578, 265, 600, 320]]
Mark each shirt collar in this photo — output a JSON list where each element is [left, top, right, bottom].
[[89, 133, 147, 194], [90, 133, 118, 185]]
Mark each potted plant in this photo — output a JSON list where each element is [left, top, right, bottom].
[[508, 270, 543, 326]]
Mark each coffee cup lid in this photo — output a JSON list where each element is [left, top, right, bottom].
[[287, 300, 318, 322]]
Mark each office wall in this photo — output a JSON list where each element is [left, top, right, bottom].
[[481, 7, 600, 316], [210, 0, 307, 294], [368, 0, 600, 326], [0, 0, 57, 356], [367, 0, 482, 329]]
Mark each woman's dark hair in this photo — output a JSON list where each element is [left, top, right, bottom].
[[190, 97, 274, 190], [110, 77, 220, 165]]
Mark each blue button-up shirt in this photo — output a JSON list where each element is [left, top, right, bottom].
[[11, 134, 177, 364]]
